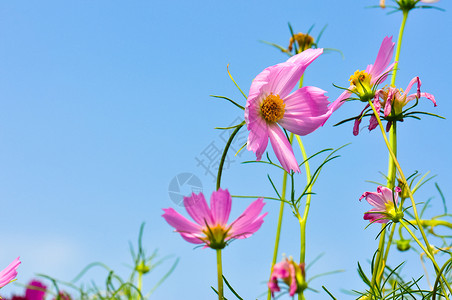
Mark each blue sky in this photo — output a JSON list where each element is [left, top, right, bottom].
[[0, 1, 451, 299]]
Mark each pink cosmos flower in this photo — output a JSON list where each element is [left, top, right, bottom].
[[0, 257, 20, 289], [268, 257, 306, 297], [25, 280, 47, 300], [330, 36, 395, 115], [355, 76, 437, 134], [245, 48, 332, 173], [162, 188, 267, 249], [359, 186, 403, 223]]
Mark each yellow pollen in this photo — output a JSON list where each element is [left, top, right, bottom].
[[349, 70, 371, 87], [288, 33, 315, 52], [260, 94, 285, 123]]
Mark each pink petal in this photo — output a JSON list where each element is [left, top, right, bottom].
[[180, 233, 204, 244], [245, 113, 269, 161], [183, 193, 214, 226], [267, 124, 300, 173], [402, 77, 421, 99], [277, 86, 331, 135], [162, 208, 203, 234], [328, 90, 351, 113], [364, 210, 389, 224], [210, 188, 232, 226], [229, 198, 266, 238], [267, 48, 323, 99], [368, 36, 395, 80], [247, 67, 273, 101], [386, 121, 392, 132], [368, 115, 378, 131], [421, 92, 437, 106], [230, 213, 267, 239], [371, 61, 395, 86], [377, 186, 398, 204], [289, 263, 298, 296], [0, 257, 20, 288], [360, 192, 386, 209], [353, 118, 361, 136], [407, 92, 437, 107], [420, 0, 439, 3]]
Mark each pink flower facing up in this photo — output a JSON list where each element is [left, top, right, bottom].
[[245, 48, 333, 173], [0, 257, 20, 289], [330, 37, 395, 134], [360, 186, 404, 224], [268, 257, 306, 298], [162, 188, 267, 249]]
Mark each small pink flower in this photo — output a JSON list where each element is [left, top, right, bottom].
[[330, 37, 395, 114], [25, 280, 47, 300], [268, 257, 306, 297], [0, 257, 20, 289], [245, 48, 332, 173], [162, 188, 267, 249], [359, 186, 403, 223]]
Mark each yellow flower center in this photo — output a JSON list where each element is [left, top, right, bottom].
[[288, 33, 315, 52], [260, 94, 285, 123], [202, 224, 228, 249], [349, 70, 373, 100]]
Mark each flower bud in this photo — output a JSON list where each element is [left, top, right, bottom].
[[396, 239, 411, 251]]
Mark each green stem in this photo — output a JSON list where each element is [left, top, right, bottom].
[[417, 219, 452, 229], [217, 249, 224, 300], [216, 123, 244, 190], [367, 100, 449, 292], [400, 221, 452, 298], [386, 123, 397, 189], [267, 158, 289, 300], [376, 224, 396, 285], [390, 10, 409, 87], [137, 272, 143, 295], [295, 135, 312, 265]]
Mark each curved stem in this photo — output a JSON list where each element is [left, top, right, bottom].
[[400, 221, 452, 298], [216, 249, 224, 300], [216, 123, 244, 190], [368, 100, 451, 294]]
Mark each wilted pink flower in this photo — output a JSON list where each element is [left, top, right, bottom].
[[25, 280, 47, 300], [330, 36, 395, 114], [162, 188, 267, 249], [354, 76, 437, 134], [0, 257, 20, 289], [360, 186, 403, 223], [245, 48, 332, 173], [268, 257, 306, 297]]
